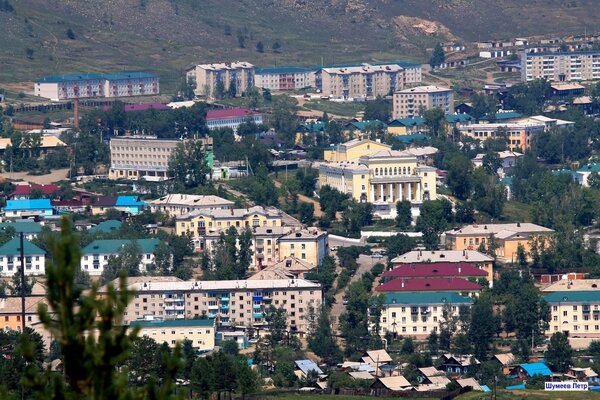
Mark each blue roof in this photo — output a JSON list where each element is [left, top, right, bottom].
[[346, 120, 387, 130], [446, 114, 474, 123], [578, 163, 600, 173], [5, 199, 52, 211], [89, 220, 123, 233], [82, 238, 160, 255], [0, 220, 42, 234], [0, 237, 46, 256], [519, 362, 552, 377], [36, 71, 156, 83], [295, 360, 323, 375], [115, 196, 147, 207], [383, 292, 474, 305], [480, 385, 491, 392], [393, 133, 429, 144], [505, 383, 526, 390], [545, 291, 600, 303], [389, 117, 425, 127], [481, 112, 523, 121], [298, 122, 325, 132]]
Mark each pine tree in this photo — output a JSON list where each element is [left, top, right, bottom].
[[308, 306, 342, 364]]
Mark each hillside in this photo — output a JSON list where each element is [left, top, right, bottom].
[[1, 0, 599, 93]]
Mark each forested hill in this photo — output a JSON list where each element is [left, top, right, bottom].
[[1, 0, 599, 90]]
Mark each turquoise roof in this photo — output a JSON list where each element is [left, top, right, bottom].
[[383, 292, 474, 305], [37, 71, 156, 83], [500, 176, 513, 185], [545, 291, 600, 303], [578, 163, 600, 173], [346, 120, 387, 130], [446, 114, 474, 123], [0, 237, 45, 256], [115, 196, 146, 207], [89, 220, 123, 233], [5, 199, 52, 211], [389, 117, 425, 127], [298, 122, 325, 132], [0, 221, 42, 234], [393, 133, 429, 144], [82, 238, 160, 255], [481, 112, 523, 121], [519, 362, 551, 377], [130, 318, 215, 328]]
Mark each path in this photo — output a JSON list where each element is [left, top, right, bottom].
[[1, 168, 70, 184]]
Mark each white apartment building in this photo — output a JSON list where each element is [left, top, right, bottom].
[[319, 63, 405, 99], [149, 194, 234, 217], [255, 67, 316, 91], [108, 136, 213, 181], [103, 277, 323, 335], [522, 51, 600, 82], [34, 72, 159, 101], [544, 280, 600, 338], [0, 238, 46, 277], [130, 318, 216, 350], [80, 239, 161, 276], [185, 62, 255, 98], [393, 86, 454, 119]]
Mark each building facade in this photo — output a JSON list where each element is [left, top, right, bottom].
[[149, 194, 234, 217], [319, 64, 405, 99], [108, 136, 213, 181], [277, 228, 328, 267], [255, 67, 316, 91], [206, 108, 263, 132], [522, 51, 600, 82], [323, 139, 391, 162], [392, 86, 454, 119], [545, 290, 600, 338], [130, 318, 216, 350], [35, 72, 159, 101], [80, 238, 161, 276], [0, 237, 46, 277], [186, 62, 255, 98]]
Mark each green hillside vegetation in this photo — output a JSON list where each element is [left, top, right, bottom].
[[1, 0, 600, 93]]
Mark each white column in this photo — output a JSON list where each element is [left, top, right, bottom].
[[370, 184, 375, 202], [380, 184, 384, 202], [417, 182, 422, 202], [398, 183, 403, 201], [389, 183, 394, 203], [408, 182, 412, 201]]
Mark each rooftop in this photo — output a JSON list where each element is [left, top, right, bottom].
[[256, 67, 314, 74], [36, 71, 157, 83], [396, 85, 452, 94], [391, 250, 494, 264], [519, 362, 552, 377], [0, 220, 43, 234], [89, 220, 123, 234], [195, 62, 254, 70], [375, 277, 482, 292], [445, 223, 554, 237], [206, 108, 261, 120], [177, 205, 281, 221], [5, 199, 53, 211], [382, 262, 487, 279], [0, 237, 46, 256], [381, 292, 474, 304], [295, 359, 323, 375], [82, 238, 161, 255], [12, 183, 59, 197], [150, 194, 234, 207], [544, 291, 600, 303]]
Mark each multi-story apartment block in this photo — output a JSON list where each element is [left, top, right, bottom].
[[149, 194, 234, 217], [277, 228, 328, 267], [206, 108, 263, 133], [318, 141, 437, 218], [35, 72, 159, 101], [392, 86, 454, 119], [376, 292, 473, 339], [255, 67, 316, 91], [130, 318, 216, 350], [319, 63, 405, 99], [108, 136, 213, 181], [445, 223, 554, 263], [0, 238, 46, 277], [80, 238, 161, 276], [522, 51, 600, 82], [185, 62, 255, 99], [106, 277, 322, 335], [390, 250, 495, 287]]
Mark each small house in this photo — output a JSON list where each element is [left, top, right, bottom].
[[566, 367, 600, 384], [510, 362, 552, 381], [438, 354, 480, 375]]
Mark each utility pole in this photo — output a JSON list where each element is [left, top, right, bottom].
[[19, 232, 26, 333]]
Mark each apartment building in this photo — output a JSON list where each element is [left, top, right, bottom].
[[80, 238, 161, 276], [206, 108, 263, 132], [255, 67, 316, 91], [319, 63, 406, 99], [444, 223, 554, 263], [107, 277, 323, 335], [277, 228, 328, 267], [108, 136, 213, 181], [392, 86, 454, 119], [318, 142, 437, 218], [185, 62, 255, 98], [458, 122, 545, 151], [149, 194, 234, 217], [0, 237, 46, 277], [522, 51, 600, 82], [35, 72, 159, 101], [130, 318, 216, 350], [376, 292, 474, 339], [390, 250, 494, 287]]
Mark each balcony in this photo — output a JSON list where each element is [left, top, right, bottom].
[[220, 296, 230, 302], [208, 304, 219, 310], [253, 312, 263, 318], [253, 304, 262, 309], [252, 296, 263, 302], [208, 312, 217, 318]]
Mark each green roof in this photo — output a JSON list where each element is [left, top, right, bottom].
[[578, 163, 600, 173], [544, 291, 600, 304], [481, 112, 523, 121], [130, 318, 215, 328], [0, 221, 43, 234], [82, 238, 160, 255], [446, 114, 474, 123], [89, 220, 123, 233], [0, 237, 46, 256], [383, 292, 474, 305]]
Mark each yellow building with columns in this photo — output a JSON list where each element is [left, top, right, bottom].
[[323, 138, 391, 162], [318, 146, 437, 219]]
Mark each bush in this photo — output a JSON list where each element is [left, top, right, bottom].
[[336, 270, 351, 290]]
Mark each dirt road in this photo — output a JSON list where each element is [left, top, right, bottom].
[[1, 168, 70, 184]]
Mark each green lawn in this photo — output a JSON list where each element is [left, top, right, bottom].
[[500, 201, 533, 223], [302, 101, 365, 118]]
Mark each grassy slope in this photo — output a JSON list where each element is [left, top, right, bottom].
[[1, 0, 600, 94]]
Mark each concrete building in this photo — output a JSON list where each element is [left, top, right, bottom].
[[102, 277, 322, 335], [206, 108, 263, 133], [129, 318, 216, 350], [108, 136, 213, 181], [323, 139, 391, 162], [458, 122, 546, 151], [319, 63, 405, 99], [545, 287, 600, 338], [277, 227, 328, 267], [35, 72, 159, 101], [3, 199, 54, 219], [392, 86, 454, 119], [376, 292, 473, 339], [255, 67, 316, 91], [185, 62, 255, 98], [318, 144, 437, 218], [80, 238, 161, 276], [390, 250, 494, 287], [149, 194, 234, 217], [0, 237, 46, 277], [522, 51, 600, 82], [444, 223, 554, 263]]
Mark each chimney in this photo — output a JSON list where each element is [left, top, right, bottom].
[[517, 222, 521, 227]]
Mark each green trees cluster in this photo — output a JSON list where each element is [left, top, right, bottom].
[[204, 226, 253, 280], [167, 139, 210, 188], [415, 199, 453, 249], [429, 43, 445, 68], [364, 96, 391, 120], [308, 306, 343, 364]]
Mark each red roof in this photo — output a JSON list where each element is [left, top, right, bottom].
[[12, 183, 59, 197], [382, 262, 488, 279], [374, 278, 482, 292], [206, 108, 260, 120]]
